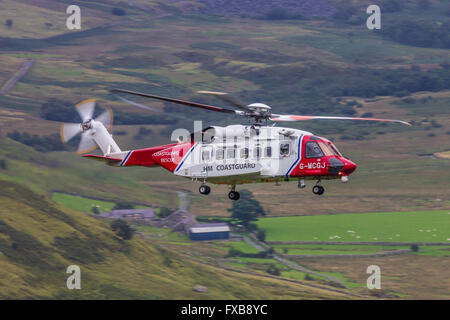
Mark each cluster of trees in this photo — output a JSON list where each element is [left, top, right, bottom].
[[112, 201, 135, 210], [110, 219, 134, 240], [7, 131, 65, 152], [156, 207, 172, 219], [381, 20, 450, 49], [227, 190, 265, 230], [315, 66, 450, 99]]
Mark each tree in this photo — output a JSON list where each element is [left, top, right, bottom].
[[91, 205, 100, 214], [266, 264, 280, 276], [227, 190, 265, 228], [256, 229, 266, 242], [156, 207, 172, 218], [5, 19, 13, 28], [112, 201, 135, 210], [110, 219, 134, 240], [40, 99, 77, 122]]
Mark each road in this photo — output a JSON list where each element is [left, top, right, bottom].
[[176, 191, 190, 211], [0, 59, 34, 95]]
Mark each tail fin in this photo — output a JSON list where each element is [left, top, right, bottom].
[[90, 120, 121, 155]]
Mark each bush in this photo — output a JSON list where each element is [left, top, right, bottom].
[[5, 19, 13, 28], [266, 264, 281, 276], [91, 206, 100, 214], [256, 229, 266, 242], [226, 247, 242, 257], [112, 201, 135, 210], [304, 274, 314, 281], [156, 207, 172, 219], [411, 244, 419, 252], [0, 159, 6, 170], [110, 219, 134, 240]]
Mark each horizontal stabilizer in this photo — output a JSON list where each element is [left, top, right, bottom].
[[83, 154, 122, 164]]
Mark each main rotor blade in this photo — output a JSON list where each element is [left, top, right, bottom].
[[197, 91, 251, 112], [115, 95, 162, 113], [270, 115, 411, 126], [110, 89, 236, 114], [75, 99, 96, 122], [94, 109, 113, 129], [77, 132, 97, 154], [114, 94, 191, 121], [60, 123, 82, 143]]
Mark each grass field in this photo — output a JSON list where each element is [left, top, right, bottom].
[[51, 192, 116, 213], [51, 192, 152, 213], [257, 210, 450, 243]]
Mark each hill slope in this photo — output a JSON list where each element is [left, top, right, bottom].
[[0, 178, 357, 299]]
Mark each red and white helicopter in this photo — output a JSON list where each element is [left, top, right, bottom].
[[61, 89, 410, 200]]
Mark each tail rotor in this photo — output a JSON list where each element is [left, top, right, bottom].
[[60, 99, 115, 154]]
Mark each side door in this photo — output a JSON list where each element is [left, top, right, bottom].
[[277, 139, 297, 177]]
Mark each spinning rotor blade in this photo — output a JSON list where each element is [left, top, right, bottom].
[[115, 95, 162, 113], [77, 131, 97, 154], [60, 123, 82, 143], [94, 109, 113, 129], [270, 115, 411, 126], [75, 99, 96, 122], [197, 91, 250, 112], [110, 88, 236, 114]]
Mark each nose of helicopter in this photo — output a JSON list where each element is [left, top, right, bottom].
[[342, 159, 357, 174]]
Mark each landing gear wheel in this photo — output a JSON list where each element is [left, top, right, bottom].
[[199, 185, 211, 195], [228, 191, 240, 201], [312, 185, 325, 195]]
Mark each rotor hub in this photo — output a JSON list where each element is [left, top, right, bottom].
[[81, 119, 93, 131]]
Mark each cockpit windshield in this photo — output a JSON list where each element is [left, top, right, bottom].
[[329, 143, 343, 157], [318, 142, 341, 157], [306, 140, 342, 158]]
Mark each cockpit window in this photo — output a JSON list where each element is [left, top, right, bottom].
[[305, 141, 324, 158], [280, 143, 290, 155], [330, 143, 342, 156], [318, 142, 335, 157]]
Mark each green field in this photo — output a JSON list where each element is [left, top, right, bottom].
[[257, 210, 450, 243], [51, 192, 116, 213], [51, 192, 151, 213]]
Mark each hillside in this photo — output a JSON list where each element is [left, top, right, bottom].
[[0, 177, 358, 299]]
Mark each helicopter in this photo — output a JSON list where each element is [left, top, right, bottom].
[[60, 89, 410, 200]]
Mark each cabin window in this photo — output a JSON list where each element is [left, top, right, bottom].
[[202, 149, 211, 161], [305, 141, 324, 158], [240, 148, 249, 159], [227, 148, 236, 159], [280, 143, 290, 156], [216, 148, 224, 160], [265, 146, 272, 158]]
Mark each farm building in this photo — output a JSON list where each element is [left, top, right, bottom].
[[99, 209, 154, 220], [189, 223, 230, 241]]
